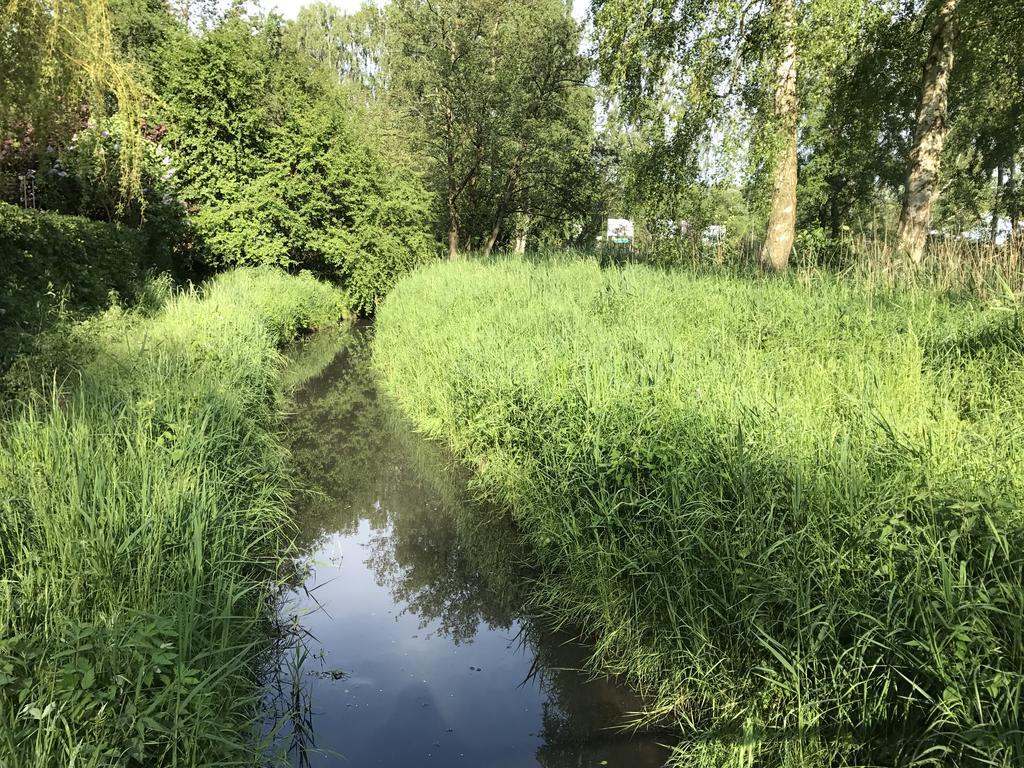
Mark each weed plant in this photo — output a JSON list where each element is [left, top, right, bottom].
[[0, 268, 345, 766], [374, 258, 1024, 767]]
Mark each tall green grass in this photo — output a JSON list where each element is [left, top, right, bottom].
[[0, 268, 346, 767], [374, 258, 1024, 767]]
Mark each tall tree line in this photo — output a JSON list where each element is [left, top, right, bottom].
[[593, 0, 1024, 268], [2, 0, 601, 270], [5, 0, 1022, 272]]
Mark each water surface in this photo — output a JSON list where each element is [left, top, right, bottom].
[[271, 326, 670, 767]]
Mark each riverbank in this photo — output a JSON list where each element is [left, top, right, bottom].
[[0, 268, 346, 767], [275, 324, 671, 766], [373, 258, 1024, 767]]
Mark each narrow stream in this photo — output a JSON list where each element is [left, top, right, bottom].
[[269, 325, 671, 767]]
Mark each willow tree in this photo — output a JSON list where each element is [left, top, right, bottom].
[[1, 0, 145, 202], [593, 0, 877, 271]]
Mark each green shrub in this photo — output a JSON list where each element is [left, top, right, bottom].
[[374, 258, 1024, 767], [162, 13, 436, 314], [0, 267, 345, 767], [0, 201, 153, 370]]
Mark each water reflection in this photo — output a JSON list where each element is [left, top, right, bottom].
[[274, 324, 671, 767]]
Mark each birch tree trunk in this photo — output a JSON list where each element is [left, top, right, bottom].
[[514, 214, 529, 254], [759, 0, 799, 272], [992, 165, 1003, 242], [897, 0, 959, 263]]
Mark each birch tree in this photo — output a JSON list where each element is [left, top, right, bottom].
[[593, 0, 875, 270], [761, 0, 799, 270], [897, 0, 958, 262]]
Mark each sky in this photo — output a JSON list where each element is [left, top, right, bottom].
[[263, 0, 589, 22]]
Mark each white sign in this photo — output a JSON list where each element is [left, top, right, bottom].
[[606, 218, 634, 241]]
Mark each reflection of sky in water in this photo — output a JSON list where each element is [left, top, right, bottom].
[[272, 326, 671, 767], [286, 521, 549, 766]]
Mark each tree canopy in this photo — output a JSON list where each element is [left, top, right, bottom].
[[2, 0, 1023, 281]]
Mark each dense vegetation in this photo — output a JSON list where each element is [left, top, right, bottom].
[[5, 0, 1023, 269], [375, 258, 1024, 766], [594, 0, 1023, 268], [0, 269, 345, 766], [3, 0, 1024, 765], [0, 201, 151, 371], [2, 0, 437, 310]]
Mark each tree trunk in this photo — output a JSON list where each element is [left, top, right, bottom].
[[481, 156, 522, 259], [446, 116, 459, 260], [992, 165, 1003, 242], [759, 0, 799, 273], [448, 218, 459, 260], [1010, 160, 1019, 240], [514, 214, 530, 254], [482, 223, 500, 258], [480, 228, 496, 258], [897, 0, 958, 263]]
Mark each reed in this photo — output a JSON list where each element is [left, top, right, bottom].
[[374, 257, 1024, 767], [624, 233, 1024, 301], [0, 268, 346, 767]]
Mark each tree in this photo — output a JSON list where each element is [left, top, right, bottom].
[[161, 9, 434, 308], [897, 0, 959, 262], [287, 2, 384, 94], [937, 0, 1023, 241], [796, 6, 923, 240], [1, 0, 146, 203], [387, 0, 593, 257], [593, 0, 877, 270], [760, 0, 799, 270], [792, 0, 1024, 252]]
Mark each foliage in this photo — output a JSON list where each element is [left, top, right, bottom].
[[0, 200, 161, 372], [594, 0, 881, 250], [1, 0, 147, 203], [938, 0, 1024, 233], [285, 2, 384, 94], [375, 257, 1024, 767], [795, 4, 923, 237], [0, 268, 346, 767], [592, 0, 1024, 258], [161, 9, 435, 311], [386, 0, 597, 254]]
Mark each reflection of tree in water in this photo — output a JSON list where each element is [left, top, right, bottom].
[[527, 624, 673, 767], [370, 476, 672, 764], [357, 390, 670, 762], [283, 324, 672, 766], [365, 459, 526, 644], [284, 323, 392, 549]]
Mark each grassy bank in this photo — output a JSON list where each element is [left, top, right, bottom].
[[0, 268, 345, 767], [374, 258, 1024, 767]]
